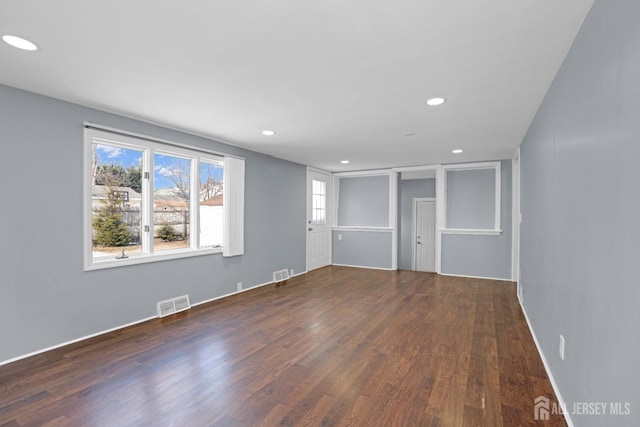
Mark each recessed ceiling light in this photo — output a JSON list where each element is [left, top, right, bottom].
[[261, 130, 275, 136], [426, 97, 446, 106], [452, 149, 463, 154], [2, 35, 38, 51], [341, 160, 350, 164], [403, 132, 416, 137]]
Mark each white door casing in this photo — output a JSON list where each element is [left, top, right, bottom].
[[512, 148, 521, 285], [414, 199, 436, 272], [307, 168, 331, 271]]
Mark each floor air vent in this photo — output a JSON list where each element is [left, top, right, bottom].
[[273, 269, 290, 283], [157, 294, 191, 318]]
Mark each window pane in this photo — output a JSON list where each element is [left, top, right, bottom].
[[312, 179, 326, 224], [92, 143, 143, 260], [313, 209, 325, 224], [154, 154, 191, 251], [199, 160, 224, 248]]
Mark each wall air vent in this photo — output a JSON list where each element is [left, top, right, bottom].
[[273, 269, 290, 283], [156, 294, 191, 318]]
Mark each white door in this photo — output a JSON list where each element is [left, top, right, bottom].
[[307, 169, 331, 271], [415, 200, 436, 272]]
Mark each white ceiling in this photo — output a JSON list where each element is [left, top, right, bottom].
[[0, 0, 594, 171]]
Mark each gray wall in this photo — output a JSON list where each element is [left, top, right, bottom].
[[332, 230, 392, 269], [0, 84, 306, 363], [337, 175, 389, 227], [519, 1, 639, 424], [446, 168, 496, 229], [441, 160, 512, 280], [397, 178, 436, 270]]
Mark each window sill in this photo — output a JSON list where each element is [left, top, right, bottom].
[[439, 228, 502, 236], [85, 247, 223, 271]]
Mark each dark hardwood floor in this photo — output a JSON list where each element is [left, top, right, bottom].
[[0, 266, 566, 426]]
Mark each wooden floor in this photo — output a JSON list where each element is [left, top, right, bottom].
[[0, 266, 566, 426]]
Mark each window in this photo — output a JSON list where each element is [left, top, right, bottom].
[[85, 127, 232, 270], [311, 179, 326, 224]]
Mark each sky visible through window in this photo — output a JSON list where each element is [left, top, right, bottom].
[[95, 144, 223, 189]]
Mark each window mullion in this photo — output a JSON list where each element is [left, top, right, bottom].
[[191, 158, 199, 250], [143, 148, 154, 255]]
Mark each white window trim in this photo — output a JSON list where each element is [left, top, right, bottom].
[[332, 169, 394, 229], [332, 226, 393, 233], [439, 228, 502, 235], [84, 125, 237, 271], [332, 169, 397, 269], [441, 161, 502, 234], [85, 247, 223, 271]]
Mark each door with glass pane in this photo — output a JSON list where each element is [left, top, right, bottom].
[[307, 169, 331, 271]]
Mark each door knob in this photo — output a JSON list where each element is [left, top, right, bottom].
[[308, 227, 313, 231]]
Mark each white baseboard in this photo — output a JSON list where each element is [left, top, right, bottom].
[[0, 315, 157, 368], [439, 272, 514, 282], [331, 265, 512, 280], [331, 263, 393, 271], [1, 271, 311, 368], [191, 279, 277, 308], [519, 300, 574, 427], [192, 270, 309, 308]]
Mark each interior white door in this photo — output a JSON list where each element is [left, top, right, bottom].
[[307, 169, 331, 271], [415, 200, 436, 272]]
